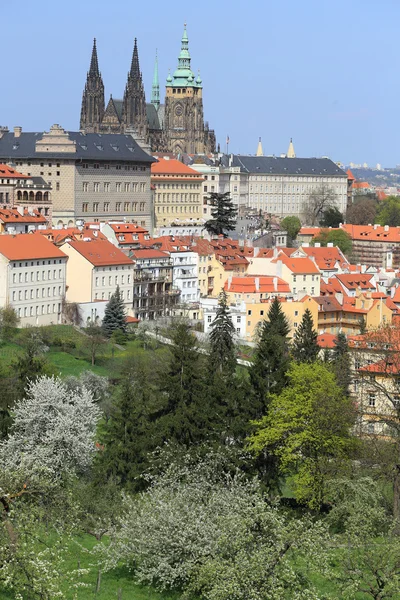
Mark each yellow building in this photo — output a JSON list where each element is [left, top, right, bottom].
[[244, 296, 319, 342], [151, 158, 203, 230]]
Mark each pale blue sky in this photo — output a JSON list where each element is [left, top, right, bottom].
[[1, 0, 398, 166]]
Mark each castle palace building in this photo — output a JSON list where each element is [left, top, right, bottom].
[[80, 26, 216, 155]]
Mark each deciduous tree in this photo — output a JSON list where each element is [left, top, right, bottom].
[[302, 184, 337, 226]]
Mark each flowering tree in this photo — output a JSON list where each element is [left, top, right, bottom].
[[0, 376, 101, 480]]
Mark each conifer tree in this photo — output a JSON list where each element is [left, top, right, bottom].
[[331, 332, 352, 396], [209, 290, 237, 377], [292, 308, 319, 363], [204, 192, 238, 238], [159, 322, 209, 445], [102, 286, 127, 337], [249, 298, 291, 416]]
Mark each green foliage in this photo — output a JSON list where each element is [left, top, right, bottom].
[[320, 206, 344, 228], [292, 308, 319, 363], [0, 306, 19, 341], [102, 286, 127, 337], [281, 216, 301, 241], [84, 323, 107, 366], [204, 192, 238, 237], [331, 332, 352, 396], [312, 228, 352, 254], [248, 363, 356, 508], [376, 195, 400, 227], [249, 298, 291, 415], [208, 290, 237, 377]]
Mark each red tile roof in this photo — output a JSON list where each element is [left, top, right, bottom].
[[341, 224, 400, 243], [353, 181, 370, 189], [64, 239, 134, 266], [225, 276, 290, 294], [317, 333, 337, 349], [109, 223, 149, 234], [0, 164, 29, 179], [0, 208, 47, 224], [346, 169, 355, 181], [335, 273, 375, 291], [151, 158, 203, 177], [36, 226, 107, 244], [299, 227, 322, 238], [0, 233, 67, 260], [130, 249, 170, 260], [273, 254, 320, 274], [302, 246, 348, 271]]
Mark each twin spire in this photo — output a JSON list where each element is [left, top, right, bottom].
[[255, 138, 296, 158]]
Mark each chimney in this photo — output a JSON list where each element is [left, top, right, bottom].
[[276, 259, 282, 277], [254, 247, 259, 257], [228, 275, 232, 290], [314, 242, 321, 248], [374, 224, 379, 230], [384, 225, 389, 232], [14, 126, 22, 138], [255, 277, 260, 292], [327, 242, 333, 247], [273, 276, 278, 291], [16, 205, 24, 216]]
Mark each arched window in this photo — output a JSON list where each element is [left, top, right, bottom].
[[17, 191, 22, 201], [43, 192, 49, 202], [36, 191, 42, 202], [29, 191, 34, 201], [23, 191, 28, 201]]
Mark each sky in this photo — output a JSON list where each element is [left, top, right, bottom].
[[1, 0, 398, 166]]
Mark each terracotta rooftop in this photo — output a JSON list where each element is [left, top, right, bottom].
[[0, 208, 47, 224], [317, 333, 337, 349], [130, 249, 170, 260], [0, 233, 67, 260], [151, 158, 203, 177], [225, 275, 290, 294], [273, 254, 320, 274], [0, 164, 29, 179], [341, 224, 400, 243], [63, 239, 134, 266]]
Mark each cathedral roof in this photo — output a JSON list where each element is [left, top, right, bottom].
[[0, 130, 155, 164], [221, 155, 347, 177], [146, 103, 162, 130]]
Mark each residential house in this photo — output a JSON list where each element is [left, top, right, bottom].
[[0, 234, 67, 325]]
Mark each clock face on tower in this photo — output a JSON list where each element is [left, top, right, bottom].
[[175, 105, 183, 117]]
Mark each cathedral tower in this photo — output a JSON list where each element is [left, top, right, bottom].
[[121, 38, 148, 141], [80, 39, 105, 132], [163, 25, 215, 155]]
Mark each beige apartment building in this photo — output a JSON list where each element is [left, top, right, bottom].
[[0, 234, 68, 325], [0, 125, 155, 228], [151, 158, 203, 231], [60, 238, 135, 306]]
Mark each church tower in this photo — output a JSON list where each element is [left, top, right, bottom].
[[121, 38, 148, 141], [80, 39, 105, 132], [163, 24, 215, 155]]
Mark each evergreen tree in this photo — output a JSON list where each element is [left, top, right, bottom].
[[292, 308, 319, 363], [97, 359, 160, 490], [209, 290, 237, 377], [159, 322, 209, 445], [102, 286, 127, 337], [331, 332, 352, 396], [249, 298, 291, 416], [204, 192, 238, 238]]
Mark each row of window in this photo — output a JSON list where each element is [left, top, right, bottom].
[[17, 303, 61, 318], [157, 206, 200, 214], [182, 280, 196, 288], [157, 193, 200, 202], [12, 269, 64, 283], [249, 176, 343, 183], [82, 202, 146, 213], [155, 183, 201, 189], [95, 274, 131, 286], [83, 182, 147, 193], [82, 164, 147, 171], [12, 286, 63, 301], [293, 275, 319, 282], [94, 289, 131, 300], [250, 184, 344, 193]]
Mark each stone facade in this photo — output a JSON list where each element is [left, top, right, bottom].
[[0, 125, 154, 228]]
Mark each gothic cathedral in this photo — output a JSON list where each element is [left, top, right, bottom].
[[79, 26, 216, 155]]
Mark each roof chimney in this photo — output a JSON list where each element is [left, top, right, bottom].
[[14, 126, 22, 138], [255, 277, 260, 292], [273, 276, 278, 291]]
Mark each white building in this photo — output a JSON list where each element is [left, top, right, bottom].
[[171, 250, 199, 304], [189, 162, 221, 220], [201, 297, 246, 339], [0, 234, 68, 325]]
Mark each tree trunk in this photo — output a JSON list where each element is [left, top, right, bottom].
[[394, 463, 400, 534]]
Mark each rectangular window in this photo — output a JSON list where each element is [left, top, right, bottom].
[[82, 203, 88, 213], [124, 182, 130, 192], [124, 202, 130, 211], [104, 202, 110, 212], [116, 202, 121, 212], [104, 182, 110, 192], [368, 394, 376, 407], [93, 202, 99, 213], [94, 182, 100, 192], [116, 182, 122, 192]]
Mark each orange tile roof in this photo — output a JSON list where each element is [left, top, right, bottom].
[[376, 190, 387, 201], [36, 226, 107, 244], [341, 224, 400, 243], [0, 164, 29, 179], [130, 249, 170, 260], [64, 239, 134, 266], [273, 254, 320, 274], [353, 181, 370, 189], [299, 227, 322, 238], [109, 223, 149, 234], [346, 169, 355, 181], [151, 158, 203, 177], [225, 275, 290, 294], [392, 286, 400, 303], [0, 233, 67, 260], [302, 246, 347, 270], [335, 273, 375, 290], [0, 208, 47, 224], [317, 333, 337, 349]]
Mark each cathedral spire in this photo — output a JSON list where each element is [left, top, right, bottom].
[[89, 38, 100, 76], [151, 50, 160, 110], [130, 38, 140, 79], [178, 23, 191, 72], [256, 137, 263, 156]]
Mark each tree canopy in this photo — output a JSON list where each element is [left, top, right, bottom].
[[312, 228, 352, 254], [320, 206, 344, 228], [376, 195, 400, 227], [102, 285, 127, 336], [204, 192, 238, 237], [208, 289, 237, 377], [292, 308, 319, 363], [302, 185, 337, 226], [280, 216, 301, 242]]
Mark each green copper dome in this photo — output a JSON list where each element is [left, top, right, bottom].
[[167, 24, 202, 88]]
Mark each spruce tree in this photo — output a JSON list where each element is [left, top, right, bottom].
[[249, 298, 291, 416], [159, 322, 209, 445], [331, 332, 352, 396], [102, 286, 127, 337], [209, 290, 237, 377], [204, 192, 238, 238], [292, 308, 319, 363]]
